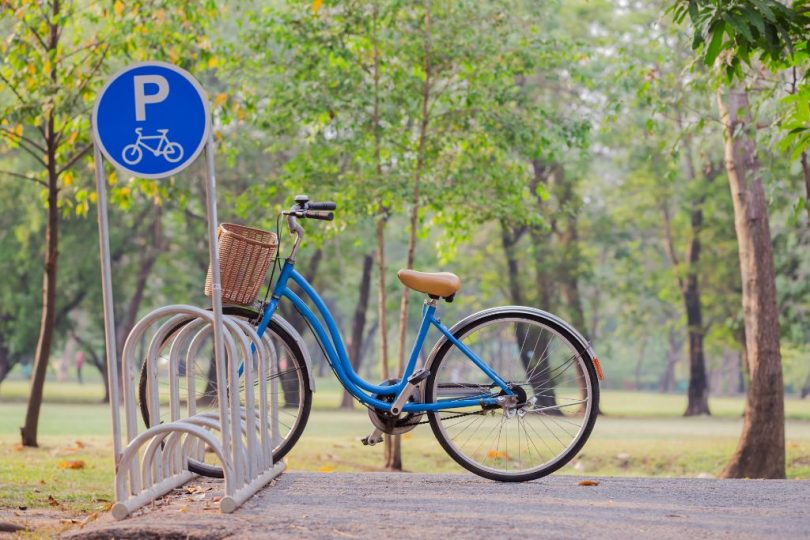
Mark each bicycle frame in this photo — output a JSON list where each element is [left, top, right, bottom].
[[136, 132, 168, 155], [253, 259, 513, 413]]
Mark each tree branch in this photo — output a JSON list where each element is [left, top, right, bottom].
[[0, 131, 48, 167], [0, 71, 28, 104], [0, 169, 47, 187], [21, 18, 49, 50], [0, 127, 46, 153], [57, 142, 93, 177]]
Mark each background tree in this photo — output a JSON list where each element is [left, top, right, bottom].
[[670, 0, 810, 478], [0, 0, 216, 446]]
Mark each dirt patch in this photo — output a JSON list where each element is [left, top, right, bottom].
[[0, 507, 85, 538]]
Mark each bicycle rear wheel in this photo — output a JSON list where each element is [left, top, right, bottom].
[[426, 310, 599, 482], [138, 306, 312, 477]]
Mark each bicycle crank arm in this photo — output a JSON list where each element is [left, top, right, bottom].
[[389, 369, 430, 415]]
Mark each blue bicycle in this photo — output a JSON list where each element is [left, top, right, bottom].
[[140, 195, 603, 482]]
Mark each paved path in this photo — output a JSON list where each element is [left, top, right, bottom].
[[65, 473, 808, 539]]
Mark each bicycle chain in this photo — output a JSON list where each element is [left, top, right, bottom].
[[369, 408, 488, 428]]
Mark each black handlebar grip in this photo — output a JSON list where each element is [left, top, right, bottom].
[[305, 210, 334, 221], [307, 201, 337, 211]]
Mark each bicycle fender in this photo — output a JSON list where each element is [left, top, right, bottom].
[[423, 306, 600, 384], [272, 314, 316, 391]]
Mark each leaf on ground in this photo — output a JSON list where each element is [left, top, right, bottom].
[[80, 512, 99, 527], [74, 440, 86, 448], [12, 443, 24, 452], [178, 506, 189, 513], [47, 495, 60, 507], [318, 466, 335, 473], [578, 480, 600, 486], [486, 450, 509, 460], [59, 460, 86, 469]]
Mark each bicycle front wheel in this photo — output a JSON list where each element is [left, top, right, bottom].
[[426, 310, 599, 482]]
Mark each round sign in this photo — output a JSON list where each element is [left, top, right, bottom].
[[92, 62, 211, 179]]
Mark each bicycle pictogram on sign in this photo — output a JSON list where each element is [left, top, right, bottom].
[[121, 128, 184, 165]]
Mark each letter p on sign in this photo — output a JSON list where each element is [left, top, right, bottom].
[[134, 75, 169, 121]]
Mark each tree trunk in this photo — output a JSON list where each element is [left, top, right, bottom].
[[389, 0, 433, 472], [661, 139, 713, 416], [20, 15, 61, 443], [554, 166, 586, 333], [341, 253, 374, 408], [499, 222, 560, 413], [377, 214, 397, 465], [551, 165, 596, 414], [683, 199, 710, 416], [0, 341, 13, 385], [20, 136, 59, 447], [717, 88, 784, 479], [500, 223, 525, 305]]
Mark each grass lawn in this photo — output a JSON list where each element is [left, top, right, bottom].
[[2, 377, 809, 514]]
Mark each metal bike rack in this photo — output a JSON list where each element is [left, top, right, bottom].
[[92, 63, 284, 520]]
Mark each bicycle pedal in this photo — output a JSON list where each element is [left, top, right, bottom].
[[361, 428, 384, 446], [407, 368, 430, 385]]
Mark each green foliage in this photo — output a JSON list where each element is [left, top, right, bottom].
[[0, 1, 218, 198], [219, 0, 590, 258], [669, 0, 810, 80], [669, 1, 810, 156]]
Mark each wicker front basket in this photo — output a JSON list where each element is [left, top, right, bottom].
[[204, 223, 278, 305]]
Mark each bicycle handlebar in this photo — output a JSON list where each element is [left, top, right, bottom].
[[307, 201, 337, 211], [284, 195, 337, 261], [283, 209, 334, 221], [304, 210, 334, 221]]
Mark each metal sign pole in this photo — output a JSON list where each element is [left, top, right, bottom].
[[93, 145, 123, 475], [202, 137, 235, 479]]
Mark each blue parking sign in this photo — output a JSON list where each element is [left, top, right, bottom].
[[92, 62, 211, 179]]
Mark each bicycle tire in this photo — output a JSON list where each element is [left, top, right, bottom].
[[425, 309, 599, 482], [137, 306, 312, 478], [162, 142, 184, 163]]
